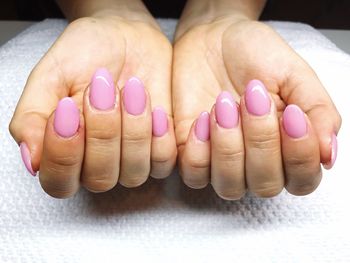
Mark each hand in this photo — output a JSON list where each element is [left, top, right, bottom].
[[10, 15, 176, 198], [173, 17, 341, 199]]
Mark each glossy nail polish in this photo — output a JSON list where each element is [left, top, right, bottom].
[[195, 111, 210, 142], [283, 104, 307, 138], [90, 68, 115, 110], [123, 77, 146, 115], [324, 133, 338, 170], [20, 142, 36, 176], [152, 106, 168, 137], [245, 79, 271, 116], [54, 97, 80, 138], [215, 91, 239, 129]]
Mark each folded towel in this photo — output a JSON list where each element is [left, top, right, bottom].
[[0, 19, 349, 262]]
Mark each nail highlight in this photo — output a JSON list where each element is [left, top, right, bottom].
[[245, 79, 271, 116], [195, 111, 210, 142], [90, 68, 116, 110], [54, 97, 80, 138], [152, 106, 168, 137], [282, 104, 307, 138], [20, 142, 36, 176], [123, 77, 146, 115], [324, 133, 338, 170], [215, 91, 239, 129]]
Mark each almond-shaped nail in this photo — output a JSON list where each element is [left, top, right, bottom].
[[54, 97, 80, 138], [282, 104, 307, 138], [195, 111, 210, 142], [245, 79, 271, 116], [152, 106, 168, 137], [323, 133, 338, 170], [215, 91, 239, 129], [90, 68, 116, 110], [20, 142, 36, 176], [123, 77, 146, 115]]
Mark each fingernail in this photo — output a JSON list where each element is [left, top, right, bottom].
[[245, 79, 271, 116], [20, 142, 36, 176], [152, 106, 168, 137], [123, 77, 146, 115], [215, 91, 239, 129], [54, 97, 80, 138], [195, 111, 210, 142], [283, 104, 307, 138], [90, 68, 116, 110], [323, 133, 338, 170]]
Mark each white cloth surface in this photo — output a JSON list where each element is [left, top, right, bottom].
[[0, 19, 350, 262]]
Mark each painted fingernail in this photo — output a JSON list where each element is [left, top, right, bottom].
[[152, 106, 168, 137], [20, 142, 36, 176], [90, 68, 116, 110], [245, 79, 271, 116], [283, 104, 307, 138], [215, 91, 239, 129], [323, 133, 338, 170], [123, 77, 146, 115], [195, 111, 210, 142], [54, 97, 80, 138]]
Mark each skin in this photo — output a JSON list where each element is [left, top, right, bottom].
[[9, 0, 342, 199], [173, 0, 342, 199], [9, 0, 177, 198]]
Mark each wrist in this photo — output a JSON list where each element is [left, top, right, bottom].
[[175, 0, 265, 39], [61, 0, 159, 29]]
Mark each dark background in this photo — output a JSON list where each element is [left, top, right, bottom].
[[1, 0, 350, 29]]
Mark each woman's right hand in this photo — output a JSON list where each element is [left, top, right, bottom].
[[9, 14, 177, 198]]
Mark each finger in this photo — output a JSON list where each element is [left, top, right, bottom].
[[81, 68, 121, 193], [118, 77, 152, 188], [9, 60, 68, 175], [281, 105, 322, 196], [281, 63, 341, 168], [150, 107, 177, 179], [211, 92, 246, 200], [39, 98, 84, 198], [179, 111, 210, 189], [241, 80, 284, 198]]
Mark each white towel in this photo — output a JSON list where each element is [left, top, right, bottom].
[[0, 19, 349, 262]]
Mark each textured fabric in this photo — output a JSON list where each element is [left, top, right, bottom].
[[0, 19, 349, 262]]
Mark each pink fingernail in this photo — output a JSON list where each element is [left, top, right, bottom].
[[123, 77, 146, 115], [195, 111, 210, 142], [324, 133, 338, 170], [20, 142, 36, 176], [215, 91, 239, 129], [282, 104, 307, 138], [90, 68, 116, 110], [152, 106, 168, 137], [245, 79, 271, 116], [54, 97, 80, 138]]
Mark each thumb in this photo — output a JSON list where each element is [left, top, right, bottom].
[[9, 63, 67, 175], [282, 64, 342, 169]]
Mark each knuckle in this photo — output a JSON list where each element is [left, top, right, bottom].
[[119, 175, 148, 188], [123, 132, 150, 146], [83, 176, 118, 193], [252, 183, 283, 198], [87, 124, 119, 141], [40, 179, 77, 199], [286, 171, 322, 196], [247, 128, 280, 151], [216, 188, 246, 201], [152, 148, 176, 164], [48, 154, 82, 168], [217, 146, 244, 163], [185, 155, 210, 170], [285, 155, 316, 171], [183, 176, 208, 189]]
